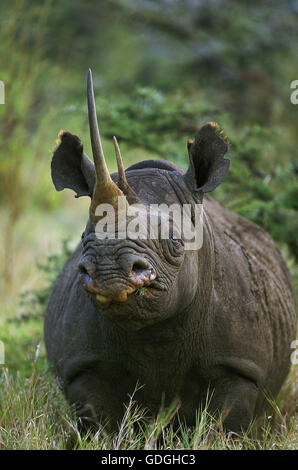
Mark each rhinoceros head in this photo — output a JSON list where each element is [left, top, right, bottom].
[[50, 70, 230, 329]]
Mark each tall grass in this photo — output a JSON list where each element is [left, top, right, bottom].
[[0, 354, 297, 450]]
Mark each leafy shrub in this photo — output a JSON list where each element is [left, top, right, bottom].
[[16, 238, 73, 323]]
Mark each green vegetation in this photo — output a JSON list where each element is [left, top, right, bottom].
[[0, 0, 297, 450], [0, 353, 297, 449], [136, 286, 148, 296]]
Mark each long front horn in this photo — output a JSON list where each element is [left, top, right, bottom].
[[87, 69, 125, 220], [87, 69, 111, 187]]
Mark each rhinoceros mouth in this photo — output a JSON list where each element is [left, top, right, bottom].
[[79, 269, 162, 308], [94, 284, 163, 308]]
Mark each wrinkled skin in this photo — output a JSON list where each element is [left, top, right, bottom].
[[45, 122, 296, 434]]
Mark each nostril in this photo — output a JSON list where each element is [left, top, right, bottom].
[[131, 261, 149, 275], [78, 264, 88, 275], [131, 260, 151, 275], [78, 263, 93, 283], [129, 259, 156, 282]]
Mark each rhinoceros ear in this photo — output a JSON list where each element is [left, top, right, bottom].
[[184, 122, 230, 193], [51, 131, 95, 198]]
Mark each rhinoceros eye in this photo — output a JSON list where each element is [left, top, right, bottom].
[[169, 232, 182, 244], [169, 235, 184, 254], [81, 231, 85, 240]]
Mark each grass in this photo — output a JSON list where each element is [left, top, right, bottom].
[[136, 287, 148, 296], [0, 355, 297, 450]]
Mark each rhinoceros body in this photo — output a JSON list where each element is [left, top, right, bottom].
[[45, 169, 296, 432], [44, 71, 296, 433]]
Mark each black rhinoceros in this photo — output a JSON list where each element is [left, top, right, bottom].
[[44, 70, 296, 433]]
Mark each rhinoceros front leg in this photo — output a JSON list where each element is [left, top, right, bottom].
[[209, 375, 260, 434], [65, 372, 124, 432]]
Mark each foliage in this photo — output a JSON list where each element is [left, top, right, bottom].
[[96, 86, 214, 164], [213, 124, 298, 261], [16, 238, 73, 323]]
